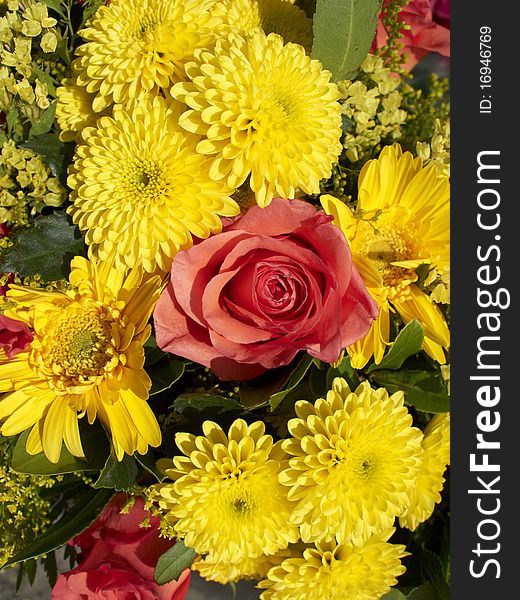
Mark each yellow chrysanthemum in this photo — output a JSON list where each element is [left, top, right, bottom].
[[258, 532, 408, 600], [400, 412, 450, 531], [280, 378, 422, 544], [321, 143, 450, 368], [0, 256, 164, 463], [55, 77, 103, 142], [157, 418, 299, 562], [194, 546, 298, 585], [213, 0, 313, 52], [67, 95, 239, 273], [172, 32, 342, 207], [73, 0, 222, 112]]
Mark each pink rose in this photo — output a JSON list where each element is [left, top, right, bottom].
[[154, 198, 378, 380], [0, 315, 33, 358], [372, 0, 450, 71], [52, 494, 191, 600], [431, 0, 450, 29]]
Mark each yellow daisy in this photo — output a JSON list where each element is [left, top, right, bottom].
[[157, 418, 299, 562], [55, 77, 104, 143], [213, 0, 313, 52], [321, 143, 450, 367], [67, 94, 239, 273], [257, 532, 408, 600], [0, 256, 164, 463], [400, 412, 450, 531], [280, 378, 422, 545], [172, 32, 342, 207], [73, 0, 222, 112]]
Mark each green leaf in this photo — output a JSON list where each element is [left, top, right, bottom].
[[325, 354, 361, 390], [41, 0, 66, 17], [29, 102, 56, 137], [312, 0, 381, 81], [21, 133, 73, 181], [239, 354, 314, 410], [134, 449, 165, 482], [367, 320, 424, 373], [11, 424, 110, 475], [80, 0, 106, 28], [407, 583, 437, 600], [144, 334, 167, 366], [172, 393, 244, 417], [43, 552, 58, 589], [380, 590, 408, 600], [154, 540, 196, 585], [3, 488, 114, 568], [371, 369, 450, 413], [93, 454, 139, 491], [419, 550, 449, 600], [0, 212, 87, 281], [148, 359, 185, 395]]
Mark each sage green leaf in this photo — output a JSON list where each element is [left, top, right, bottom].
[[41, 0, 65, 17], [2, 488, 114, 568], [29, 102, 56, 137], [93, 454, 139, 491], [367, 320, 424, 373], [148, 359, 185, 395], [407, 583, 437, 600], [0, 212, 87, 281], [312, 0, 381, 81], [380, 590, 408, 600], [11, 425, 110, 475], [371, 369, 450, 413], [154, 540, 196, 585]]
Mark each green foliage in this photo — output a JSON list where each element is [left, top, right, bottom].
[[148, 359, 185, 395], [0, 211, 87, 281], [153, 540, 196, 585], [312, 0, 381, 81], [21, 133, 74, 183], [367, 320, 424, 373], [93, 455, 139, 491]]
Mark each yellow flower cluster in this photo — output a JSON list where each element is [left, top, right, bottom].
[[0, 0, 60, 135], [57, 0, 341, 271], [0, 438, 55, 567], [0, 139, 65, 226], [155, 378, 450, 598], [337, 54, 407, 164], [416, 118, 451, 178]]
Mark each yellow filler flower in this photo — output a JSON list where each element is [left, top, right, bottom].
[[157, 418, 299, 562], [172, 31, 342, 207], [321, 143, 450, 367], [67, 95, 239, 273], [280, 378, 422, 545], [400, 412, 450, 531], [0, 256, 164, 463], [257, 532, 408, 600], [73, 0, 222, 112]]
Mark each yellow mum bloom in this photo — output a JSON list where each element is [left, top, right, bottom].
[[258, 532, 408, 600], [172, 32, 342, 207], [67, 95, 239, 273], [400, 412, 450, 531], [280, 378, 422, 544], [321, 143, 450, 367], [194, 547, 297, 585], [73, 0, 222, 112], [213, 0, 313, 52], [0, 256, 164, 463], [55, 77, 102, 142], [157, 418, 299, 562]]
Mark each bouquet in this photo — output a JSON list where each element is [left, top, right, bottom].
[[0, 1, 451, 598]]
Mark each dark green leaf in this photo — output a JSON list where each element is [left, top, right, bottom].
[[172, 393, 243, 417], [6, 108, 19, 134], [41, 0, 65, 17], [134, 449, 165, 482], [407, 583, 437, 600], [43, 551, 58, 588], [312, 0, 381, 81], [93, 454, 139, 491], [25, 558, 37, 585], [144, 334, 167, 366], [11, 424, 110, 475], [80, 0, 106, 28], [0, 212, 87, 281], [29, 102, 56, 137], [149, 359, 185, 395], [239, 354, 313, 410], [326, 354, 361, 390], [3, 488, 114, 568], [419, 550, 449, 600], [367, 320, 424, 373], [21, 133, 73, 181], [371, 369, 450, 413], [380, 590, 408, 600], [154, 540, 196, 585]]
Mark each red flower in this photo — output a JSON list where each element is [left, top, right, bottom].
[[51, 494, 191, 600], [372, 0, 450, 71], [153, 198, 378, 381], [0, 315, 33, 359]]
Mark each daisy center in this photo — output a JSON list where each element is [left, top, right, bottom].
[[120, 160, 168, 204]]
